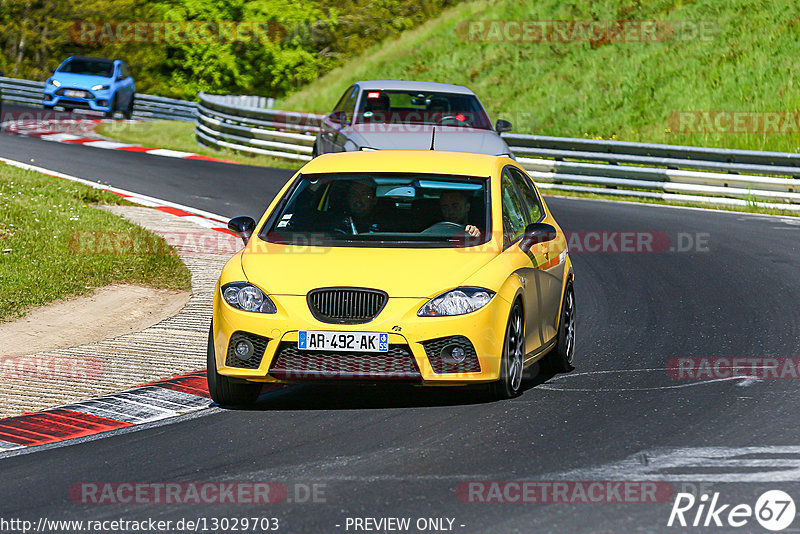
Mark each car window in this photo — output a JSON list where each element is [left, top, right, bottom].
[[332, 86, 353, 114], [119, 63, 130, 79], [58, 58, 114, 78], [260, 173, 491, 248], [342, 86, 359, 124], [508, 166, 542, 224], [501, 169, 527, 247], [353, 89, 492, 130]]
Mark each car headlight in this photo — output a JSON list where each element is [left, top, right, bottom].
[[91, 84, 109, 91], [221, 282, 277, 313], [49, 79, 61, 87], [418, 287, 495, 317]]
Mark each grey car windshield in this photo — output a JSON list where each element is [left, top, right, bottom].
[[262, 173, 491, 247], [59, 59, 114, 77], [355, 90, 492, 130]]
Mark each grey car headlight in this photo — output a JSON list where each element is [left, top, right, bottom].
[[50, 79, 61, 87], [91, 84, 110, 91], [418, 287, 495, 317], [221, 282, 277, 313]]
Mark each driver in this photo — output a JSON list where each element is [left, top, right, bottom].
[[345, 179, 385, 232], [439, 190, 481, 237]]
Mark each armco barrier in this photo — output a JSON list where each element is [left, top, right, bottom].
[[4, 76, 800, 210]]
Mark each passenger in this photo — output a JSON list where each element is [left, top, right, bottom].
[[439, 190, 481, 237]]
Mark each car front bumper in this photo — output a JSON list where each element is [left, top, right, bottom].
[[43, 88, 112, 112], [211, 283, 512, 385]]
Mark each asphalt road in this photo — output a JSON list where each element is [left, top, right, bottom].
[[1, 122, 800, 533]]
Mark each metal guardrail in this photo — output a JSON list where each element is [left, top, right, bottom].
[[195, 95, 800, 210], [195, 92, 321, 161], [0, 76, 197, 121], [4, 75, 800, 210]]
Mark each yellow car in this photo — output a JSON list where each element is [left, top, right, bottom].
[[208, 150, 575, 405]]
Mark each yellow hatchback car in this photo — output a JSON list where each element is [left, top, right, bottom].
[[208, 150, 575, 405]]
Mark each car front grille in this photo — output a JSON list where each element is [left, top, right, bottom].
[[269, 342, 421, 380], [55, 88, 93, 99], [307, 288, 388, 324], [422, 335, 482, 374], [225, 331, 270, 369]]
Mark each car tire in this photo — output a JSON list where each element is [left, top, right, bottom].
[[105, 94, 117, 119], [122, 95, 134, 120], [543, 282, 575, 374], [492, 300, 525, 400], [207, 325, 262, 406]]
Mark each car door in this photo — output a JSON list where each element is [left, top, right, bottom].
[[500, 168, 544, 356], [320, 85, 357, 153], [508, 165, 565, 342]]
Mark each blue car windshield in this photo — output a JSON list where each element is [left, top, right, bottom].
[[261, 173, 491, 248], [59, 59, 114, 77]]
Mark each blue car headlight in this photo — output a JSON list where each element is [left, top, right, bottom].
[[418, 287, 495, 317], [91, 84, 110, 91], [48, 79, 61, 87], [221, 282, 277, 313]]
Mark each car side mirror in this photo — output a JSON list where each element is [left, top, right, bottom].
[[519, 223, 557, 253], [495, 119, 512, 133], [329, 110, 347, 125], [228, 216, 256, 245]]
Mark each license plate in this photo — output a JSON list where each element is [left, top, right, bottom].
[[298, 331, 388, 352], [64, 90, 85, 98]]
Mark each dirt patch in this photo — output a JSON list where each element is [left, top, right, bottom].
[[0, 284, 190, 358]]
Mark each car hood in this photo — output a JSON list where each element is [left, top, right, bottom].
[[241, 241, 498, 298], [349, 124, 511, 156], [52, 72, 112, 89]]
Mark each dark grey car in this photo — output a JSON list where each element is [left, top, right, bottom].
[[313, 80, 514, 158]]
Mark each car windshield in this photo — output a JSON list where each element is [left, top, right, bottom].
[[261, 173, 491, 247], [58, 59, 114, 77], [354, 90, 492, 130]]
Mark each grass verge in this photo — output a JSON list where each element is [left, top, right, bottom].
[[0, 163, 191, 322], [95, 120, 305, 170]]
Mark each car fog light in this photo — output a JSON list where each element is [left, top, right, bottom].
[[235, 339, 254, 360], [98, 100, 107, 106], [442, 344, 467, 365]]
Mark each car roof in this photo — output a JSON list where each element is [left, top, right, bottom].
[[301, 150, 508, 177], [65, 56, 117, 64], [355, 80, 475, 95]]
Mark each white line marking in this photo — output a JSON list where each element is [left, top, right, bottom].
[[39, 133, 81, 142], [81, 140, 136, 149], [0, 156, 232, 224], [146, 148, 195, 158], [552, 446, 800, 482]]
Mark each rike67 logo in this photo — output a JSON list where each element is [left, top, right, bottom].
[[668, 490, 796, 531]]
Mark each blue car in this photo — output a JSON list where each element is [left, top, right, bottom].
[[43, 56, 135, 119]]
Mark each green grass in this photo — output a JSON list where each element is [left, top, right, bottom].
[[280, 0, 800, 153], [96, 121, 303, 170], [0, 163, 191, 322]]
